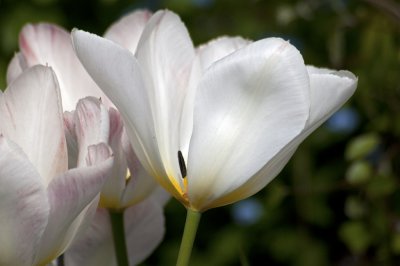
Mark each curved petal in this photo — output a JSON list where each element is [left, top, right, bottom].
[[36, 143, 113, 264], [305, 66, 357, 131], [201, 66, 358, 210], [18, 23, 111, 110], [180, 36, 251, 158], [74, 97, 110, 167], [99, 108, 127, 209], [0, 136, 49, 266], [71, 29, 176, 197], [65, 199, 164, 266], [64, 111, 78, 169], [196, 36, 251, 72], [0, 65, 67, 185], [133, 10, 195, 196], [104, 9, 152, 53], [6, 52, 26, 84], [187, 38, 310, 211]]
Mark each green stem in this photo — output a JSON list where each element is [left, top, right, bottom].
[[176, 208, 202, 266], [110, 210, 129, 266]]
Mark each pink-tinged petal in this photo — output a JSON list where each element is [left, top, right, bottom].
[[187, 38, 310, 211], [149, 186, 171, 207], [99, 108, 127, 209], [19, 23, 111, 110], [0, 136, 49, 266], [135, 10, 195, 192], [71, 30, 174, 196], [74, 97, 110, 167], [65, 199, 164, 266], [124, 199, 165, 264], [104, 9, 152, 53], [0, 65, 67, 185], [64, 111, 78, 169], [6, 52, 26, 85], [36, 143, 113, 264]]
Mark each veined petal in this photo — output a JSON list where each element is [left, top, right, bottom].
[[71, 29, 174, 197], [65, 199, 164, 266], [36, 143, 113, 264], [104, 9, 152, 54], [74, 97, 110, 167], [6, 52, 25, 84], [0, 136, 49, 266], [198, 66, 358, 210], [180, 36, 251, 158], [0, 65, 67, 185], [187, 38, 310, 211], [305, 66, 357, 131], [196, 36, 251, 72], [64, 111, 78, 169], [18, 23, 111, 110], [135, 10, 195, 196]]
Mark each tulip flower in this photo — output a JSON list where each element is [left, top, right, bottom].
[[0, 65, 113, 266], [62, 97, 166, 265], [72, 9, 357, 266], [6, 11, 168, 265], [72, 10, 357, 212]]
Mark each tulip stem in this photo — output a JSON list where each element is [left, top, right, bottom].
[[110, 210, 129, 266], [176, 208, 202, 266]]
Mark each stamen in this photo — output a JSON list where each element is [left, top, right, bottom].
[[178, 150, 187, 178]]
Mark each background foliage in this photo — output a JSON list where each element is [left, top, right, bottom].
[[1, 0, 400, 265]]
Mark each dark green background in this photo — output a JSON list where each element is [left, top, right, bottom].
[[1, 0, 400, 265]]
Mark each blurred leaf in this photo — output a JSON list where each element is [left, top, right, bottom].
[[366, 175, 397, 198], [339, 221, 372, 254], [345, 133, 380, 161], [346, 160, 373, 185], [344, 196, 367, 219]]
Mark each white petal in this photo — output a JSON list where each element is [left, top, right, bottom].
[[305, 66, 357, 130], [104, 9, 152, 53], [71, 29, 174, 196], [0, 65, 67, 185], [0, 136, 49, 266], [196, 36, 251, 72], [65, 199, 164, 266], [6, 52, 26, 84], [187, 38, 310, 211], [205, 67, 357, 209], [180, 36, 252, 158], [18, 23, 111, 110], [36, 144, 113, 264], [135, 10, 195, 192]]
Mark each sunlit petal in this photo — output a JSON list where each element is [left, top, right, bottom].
[[135, 10, 195, 192], [187, 38, 310, 211], [18, 23, 110, 110], [104, 10, 152, 54], [72, 29, 171, 196]]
